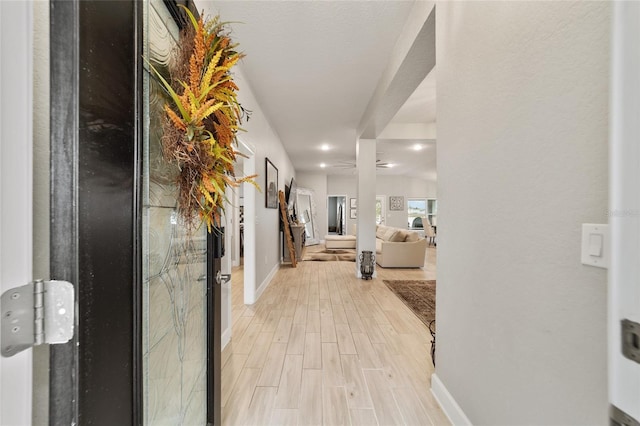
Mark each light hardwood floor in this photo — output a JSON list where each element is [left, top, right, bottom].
[[222, 245, 449, 425]]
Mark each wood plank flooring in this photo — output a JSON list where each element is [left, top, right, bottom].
[[222, 245, 449, 425]]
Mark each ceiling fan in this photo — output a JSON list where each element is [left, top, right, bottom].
[[332, 156, 393, 169]]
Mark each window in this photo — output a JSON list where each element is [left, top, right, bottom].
[[407, 198, 426, 228], [427, 198, 437, 227], [407, 198, 437, 228], [375, 195, 385, 225]]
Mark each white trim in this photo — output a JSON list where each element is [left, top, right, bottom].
[[240, 138, 256, 305], [609, 1, 640, 421], [430, 374, 472, 426], [221, 326, 232, 350], [249, 262, 279, 305]]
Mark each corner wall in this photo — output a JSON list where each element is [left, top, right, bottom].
[[235, 67, 295, 302], [435, 2, 609, 424]]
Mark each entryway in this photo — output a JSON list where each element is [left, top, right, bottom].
[[327, 195, 347, 235]]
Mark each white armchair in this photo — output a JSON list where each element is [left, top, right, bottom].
[[425, 224, 436, 246]]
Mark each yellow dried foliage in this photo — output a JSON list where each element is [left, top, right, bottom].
[[150, 6, 257, 231]]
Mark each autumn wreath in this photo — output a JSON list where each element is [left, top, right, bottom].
[[150, 6, 257, 231]]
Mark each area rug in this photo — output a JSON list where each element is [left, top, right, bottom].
[[303, 245, 356, 262], [382, 279, 436, 328]]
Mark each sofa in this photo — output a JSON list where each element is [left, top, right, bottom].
[[375, 225, 427, 268]]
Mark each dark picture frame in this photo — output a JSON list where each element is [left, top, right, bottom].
[[265, 158, 278, 208]]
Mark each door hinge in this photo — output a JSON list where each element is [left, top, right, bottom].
[[622, 319, 640, 364], [611, 404, 640, 426], [1, 279, 74, 357]]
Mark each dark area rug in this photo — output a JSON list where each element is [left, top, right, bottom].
[[303, 245, 356, 262], [383, 279, 436, 328]]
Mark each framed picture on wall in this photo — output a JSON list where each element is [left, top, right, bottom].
[[265, 158, 278, 208], [350, 198, 357, 208], [350, 208, 357, 219], [389, 195, 404, 211]]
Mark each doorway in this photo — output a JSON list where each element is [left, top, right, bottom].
[[327, 195, 347, 235], [41, 0, 223, 423]]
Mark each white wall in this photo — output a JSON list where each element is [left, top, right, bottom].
[[296, 173, 327, 242], [32, 1, 49, 423], [376, 175, 437, 228], [435, 2, 609, 424], [1, 1, 34, 423], [235, 66, 295, 301], [326, 174, 436, 231]]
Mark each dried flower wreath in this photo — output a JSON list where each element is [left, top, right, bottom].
[[149, 6, 257, 231]]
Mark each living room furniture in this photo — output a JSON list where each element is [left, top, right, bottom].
[[375, 224, 427, 268], [425, 224, 436, 246], [284, 224, 306, 263], [325, 234, 356, 249], [296, 187, 320, 245]]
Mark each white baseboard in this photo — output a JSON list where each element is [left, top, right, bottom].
[[254, 262, 279, 302], [221, 326, 231, 350], [431, 373, 473, 426]]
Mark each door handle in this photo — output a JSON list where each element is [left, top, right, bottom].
[[215, 271, 231, 286]]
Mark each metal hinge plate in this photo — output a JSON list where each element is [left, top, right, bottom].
[[622, 319, 640, 364], [1, 279, 74, 357], [611, 404, 640, 426]]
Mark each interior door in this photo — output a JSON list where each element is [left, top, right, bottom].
[[48, 0, 221, 424], [142, 1, 212, 423], [327, 195, 347, 235], [609, 2, 640, 424]]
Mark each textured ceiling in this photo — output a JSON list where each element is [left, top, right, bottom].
[[201, 1, 435, 180]]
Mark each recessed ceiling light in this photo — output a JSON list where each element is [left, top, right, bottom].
[[413, 144, 424, 151], [321, 144, 330, 151], [320, 163, 326, 168]]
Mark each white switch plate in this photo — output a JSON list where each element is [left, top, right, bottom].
[[581, 223, 609, 269]]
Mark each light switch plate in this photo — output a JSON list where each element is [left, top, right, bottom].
[[581, 223, 609, 268]]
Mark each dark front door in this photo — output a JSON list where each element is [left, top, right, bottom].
[[49, 0, 221, 424]]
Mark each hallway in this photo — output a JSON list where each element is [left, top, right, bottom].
[[221, 247, 448, 425]]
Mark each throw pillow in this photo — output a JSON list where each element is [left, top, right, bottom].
[[390, 230, 407, 242], [405, 231, 420, 242], [396, 229, 409, 243], [383, 228, 398, 241]]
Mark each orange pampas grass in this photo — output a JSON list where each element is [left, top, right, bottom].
[[149, 6, 258, 231]]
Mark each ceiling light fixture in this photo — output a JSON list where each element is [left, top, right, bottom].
[[321, 144, 330, 151], [413, 144, 424, 151], [320, 163, 326, 168]]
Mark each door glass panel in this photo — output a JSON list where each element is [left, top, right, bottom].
[[142, 1, 208, 424]]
